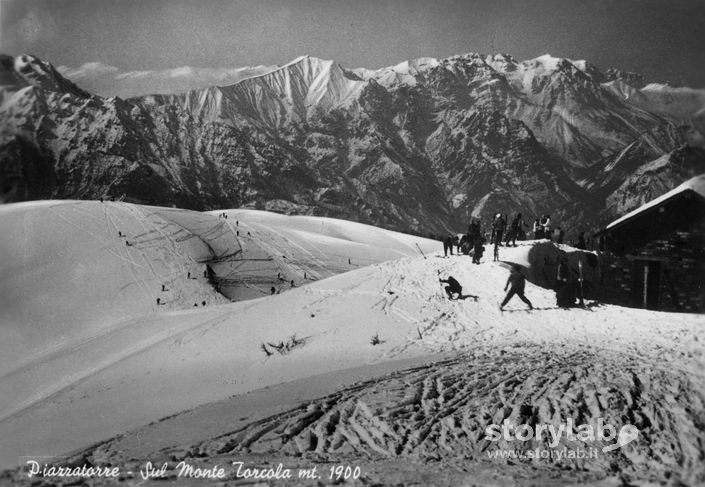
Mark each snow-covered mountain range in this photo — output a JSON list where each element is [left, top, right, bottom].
[[1, 52, 704, 233]]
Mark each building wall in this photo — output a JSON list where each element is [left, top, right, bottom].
[[597, 220, 705, 313]]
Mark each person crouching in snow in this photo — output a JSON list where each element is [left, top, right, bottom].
[[439, 275, 463, 300], [500, 265, 533, 311]]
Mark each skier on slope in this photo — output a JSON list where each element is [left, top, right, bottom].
[[500, 265, 533, 311]]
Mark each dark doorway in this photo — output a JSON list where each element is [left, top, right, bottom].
[[633, 260, 662, 310]]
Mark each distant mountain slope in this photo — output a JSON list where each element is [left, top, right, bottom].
[[604, 145, 705, 219], [1, 52, 702, 233]]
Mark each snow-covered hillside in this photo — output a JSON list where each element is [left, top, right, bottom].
[[0, 200, 438, 468], [1, 201, 703, 486]]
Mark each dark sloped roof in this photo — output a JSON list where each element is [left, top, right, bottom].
[[604, 174, 705, 233]]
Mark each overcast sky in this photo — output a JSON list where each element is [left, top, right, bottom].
[[1, 0, 704, 97]]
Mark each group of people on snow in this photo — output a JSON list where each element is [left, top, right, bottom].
[[435, 208, 591, 310], [441, 210, 594, 266], [440, 256, 585, 310], [439, 264, 533, 310]]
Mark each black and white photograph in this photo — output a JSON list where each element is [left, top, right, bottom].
[[1, 0, 704, 485]]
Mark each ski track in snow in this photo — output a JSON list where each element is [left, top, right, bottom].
[[1, 202, 703, 486], [71, 347, 705, 486], [48, 250, 705, 485]]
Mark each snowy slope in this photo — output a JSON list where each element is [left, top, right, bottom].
[[0, 200, 228, 373], [1, 201, 703, 484], [0, 200, 440, 468]]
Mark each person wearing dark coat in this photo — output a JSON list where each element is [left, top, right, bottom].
[[459, 234, 472, 255], [439, 275, 463, 300], [494, 215, 506, 248], [490, 215, 498, 245], [505, 213, 524, 247], [443, 235, 454, 256], [540, 215, 551, 240], [500, 265, 533, 310], [472, 236, 485, 264], [468, 219, 481, 242], [577, 232, 587, 250], [555, 257, 575, 307]]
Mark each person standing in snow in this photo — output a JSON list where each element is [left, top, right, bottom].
[[457, 234, 470, 255], [555, 256, 574, 307], [439, 275, 463, 300], [540, 215, 551, 240], [505, 213, 524, 247], [467, 219, 481, 245], [500, 265, 533, 311], [495, 214, 507, 248], [577, 231, 587, 250], [491, 213, 504, 245], [443, 235, 453, 257], [490, 215, 498, 245], [533, 218, 542, 239], [472, 236, 485, 264]]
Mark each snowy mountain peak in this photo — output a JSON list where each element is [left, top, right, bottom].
[[349, 56, 445, 87], [0, 53, 89, 98], [491, 53, 517, 63], [199, 53, 368, 129], [286, 54, 312, 65], [485, 53, 518, 71], [531, 53, 561, 67], [392, 57, 440, 75], [522, 54, 579, 75]]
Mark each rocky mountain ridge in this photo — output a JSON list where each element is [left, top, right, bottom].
[[1, 52, 703, 234]]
